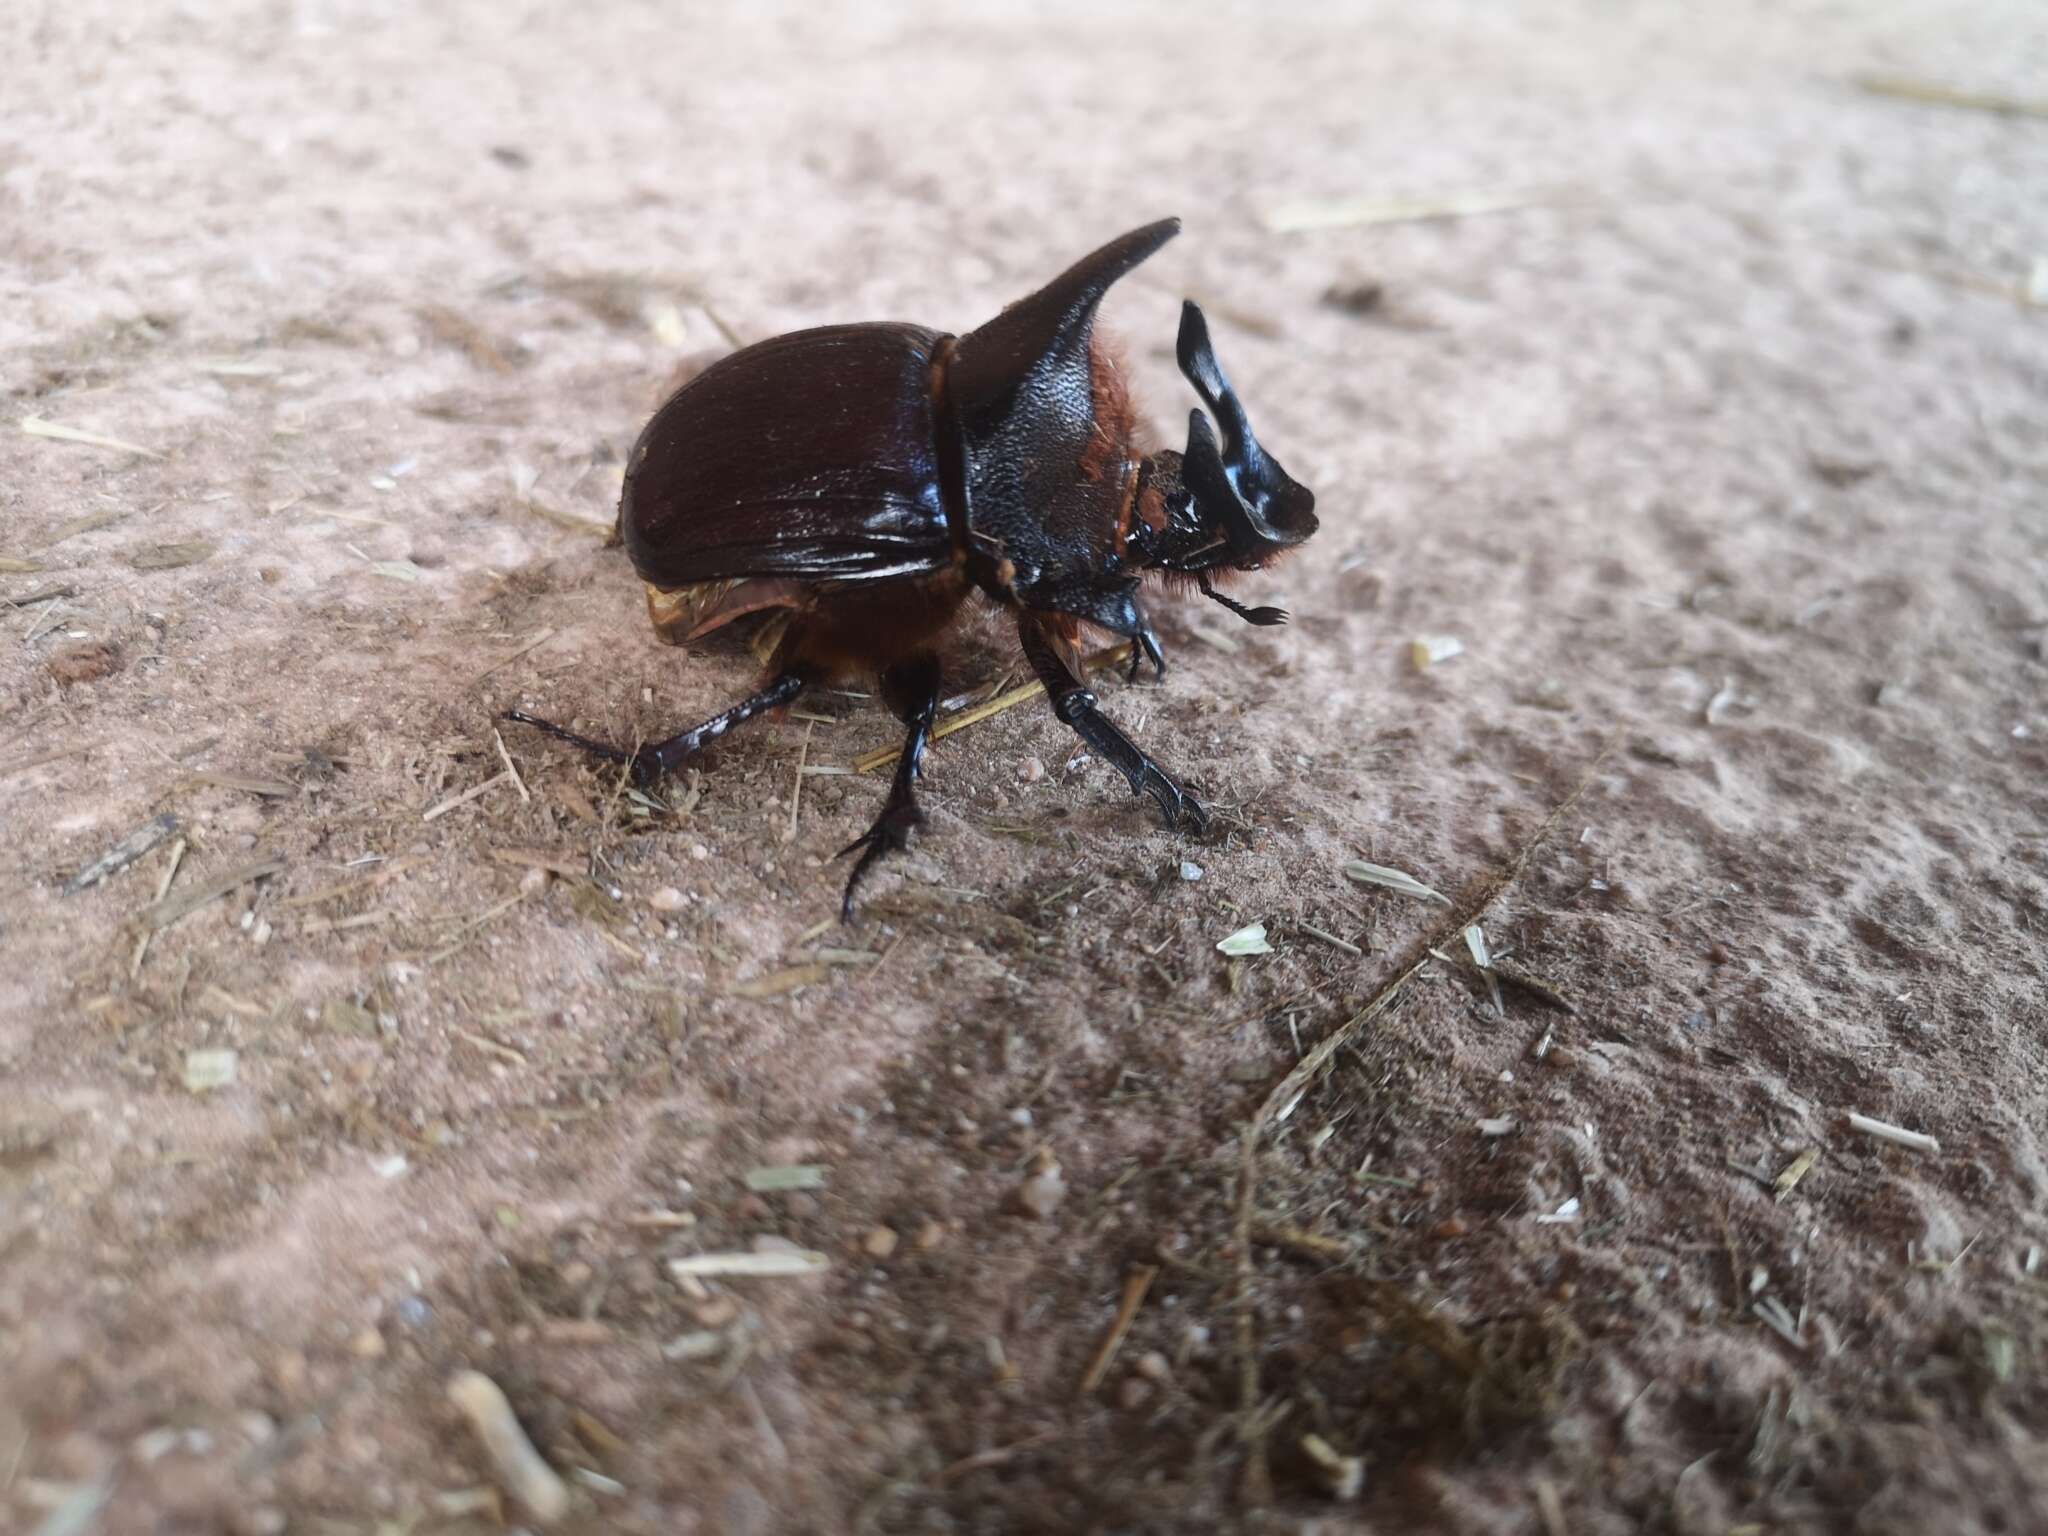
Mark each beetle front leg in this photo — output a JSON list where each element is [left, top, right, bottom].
[[1017, 613, 1208, 832], [503, 672, 806, 788], [837, 652, 941, 921]]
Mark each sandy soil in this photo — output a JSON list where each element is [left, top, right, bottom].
[[4, 2, 2047, 1531]]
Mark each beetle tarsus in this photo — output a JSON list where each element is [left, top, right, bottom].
[[1129, 624, 1167, 683], [837, 654, 942, 921], [1057, 689, 1210, 832], [1198, 572, 1289, 627]]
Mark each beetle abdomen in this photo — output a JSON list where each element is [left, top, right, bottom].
[[621, 323, 959, 593]]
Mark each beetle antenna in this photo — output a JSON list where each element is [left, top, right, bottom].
[[1198, 572, 1289, 626]]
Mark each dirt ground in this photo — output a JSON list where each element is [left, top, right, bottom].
[[5, 2, 2047, 1532]]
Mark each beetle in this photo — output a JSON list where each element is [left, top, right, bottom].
[[504, 217, 1317, 917]]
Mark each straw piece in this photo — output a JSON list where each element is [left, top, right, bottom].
[[1077, 1265, 1158, 1397], [1845, 1112, 1939, 1155], [20, 415, 164, 458]]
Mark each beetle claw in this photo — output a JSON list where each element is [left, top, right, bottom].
[[836, 798, 926, 921]]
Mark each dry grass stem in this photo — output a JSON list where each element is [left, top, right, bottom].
[[668, 1248, 828, 1279], [493, 728, 531, 803], [0, 741, 106, 780], [136, 855, 283, 932], [788, 719, 813, 840], [1852, 72, 2048, 119], [424, 770, 513, 821], [1263, 188, 1572, 235], [1296, 922, 1362, 956], [20, 415, 165, 458], [130, 836, 187, 975], [1077, 1265, 1158, 1397], [472, 626, 557, 683], [1773, 1148, 1820, 1200], [1846, 1112, 1940, 1155], [729, 963, 832, 998]]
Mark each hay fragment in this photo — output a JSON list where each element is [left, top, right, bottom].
[[188, 771, 297, 797], [493, 728, 530, 803], [19, 415, 164, 458], [1077, 1264, 1158, 1397], [182, 1049, 238, 1093], [1772, 1147, 1819, 1200], [423, 770, 513, 821], [1409, 634, 1464, 670], [1343, 859, 1449, 905], [1263, 188, 1570, 235], [744, 1165, 826, 1192], [135, 855, 283, 931], [488, 848, 584, 880], [729, 963, 831, 998], [127, 541, 213, 570], [129, 836, 186, 975], [668, 1248, 828, 1279], [1493, 961, 1581, 1016], [1217, 922, 1273, 956], [1297, 922, 1362, 956], [471, 626, 556, 682], [1300, 1433, 1365, 1501], [446, 1371, 570, 1525], [855, 643, 1130, 773], [1846, 1111, 1939, 1154], [1851, 72, 2048, 119]]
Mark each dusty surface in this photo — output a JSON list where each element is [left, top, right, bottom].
[[4, 2, 2047, 1532]]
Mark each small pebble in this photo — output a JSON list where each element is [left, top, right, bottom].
[[1018, 755, 1045, 783], [1179, 860, 1203, 882], [691, 1295, 740, 1328], [861, 1225, 899, 1259], [350, 1327, 386, 1360], [1015, 1163, 1066, 1220], [689, 842, 710, 861], [913, 1218, 947, 1251], [1135, 1350, 1171, 1383], [518, 867, 549, 896], [649, 885, 686, 912], [1118, 1376, 1151, 1410]]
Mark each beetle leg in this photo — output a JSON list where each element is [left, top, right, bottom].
[[1017, 614, 1208, 832], [837, 653, 942, 921], [502, 672, 805, 788]]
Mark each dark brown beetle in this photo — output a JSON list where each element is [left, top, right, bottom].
[[506, 218, 1317, 917]]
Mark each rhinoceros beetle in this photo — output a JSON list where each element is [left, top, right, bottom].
[[505, 218, 1317, 917]]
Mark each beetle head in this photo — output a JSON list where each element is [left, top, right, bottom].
[[1132, 302, 1316, 622]]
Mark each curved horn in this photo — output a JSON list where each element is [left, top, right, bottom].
[[1182, 408, 1286, 554], [1176, 302, 1316, 546]]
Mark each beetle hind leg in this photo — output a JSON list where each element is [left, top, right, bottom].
[[502, 672, 805, 788], [837, 653, 942, 921]]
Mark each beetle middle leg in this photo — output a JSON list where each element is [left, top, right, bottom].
[[1017, 613, 1208, 832], [502, 672, 806, 788], [836, 651, 942, 921]]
